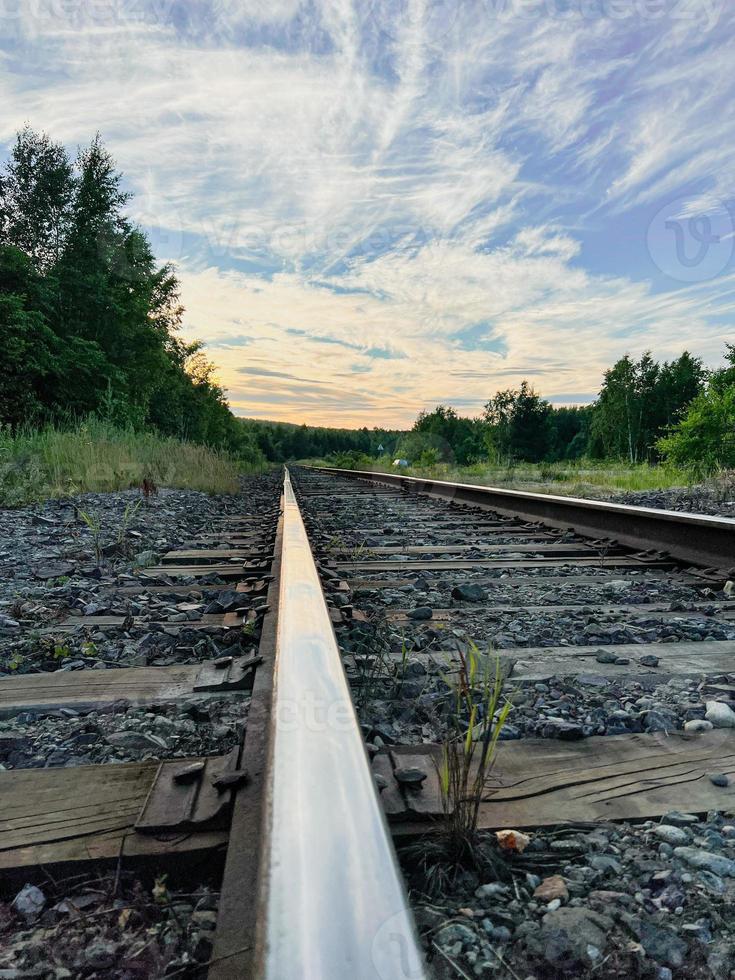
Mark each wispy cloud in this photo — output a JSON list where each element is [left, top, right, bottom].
[[1, 0, 733, 425]]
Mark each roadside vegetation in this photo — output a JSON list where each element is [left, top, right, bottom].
[[0, 419, 257, 506], [319, 456, 694, 498]]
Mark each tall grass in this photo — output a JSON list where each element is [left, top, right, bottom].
[[0, 419, 261, 506]]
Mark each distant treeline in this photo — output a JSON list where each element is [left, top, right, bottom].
[[240, 418, 403, 462], [0, 126, 261, 465], [326, 347, 735, 477]]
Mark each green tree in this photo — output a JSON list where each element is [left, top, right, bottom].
[[548, 405, 592, 460], [590, 351, 705, 462], [0, 125, 252, 457], [483, 382, 552, 462], [658, 345, 735, 475], [411, 406, 483, 464], [0, 126, 74, 269]]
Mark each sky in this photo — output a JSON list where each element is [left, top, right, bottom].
[[1, 0, 734, 427]]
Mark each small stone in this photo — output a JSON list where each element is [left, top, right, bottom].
[[436, 922, 476, 947], [105, 731, 169, 751], [496, 829, 530, 852], [192, 910, 218, 930], [595, 650, 619, 664], [534, 875, 569, 902], [452, 583, 488, 602], [653, 825, 689, 846], [407, 607, 433, 620], [12, 884, 46, 920], [664, 811, 698, 826], [132, 550, 157, 569], [710, 773, 730, 787], [542, 718, 585, 740], [85, 942, 118, 969], [639, 655, 660, 668], [475, 882, 510, 899], [684, 719, 713, 733], [394, 766, 427, 786], [576, 674, 609, 687]]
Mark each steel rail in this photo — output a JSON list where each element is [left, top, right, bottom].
[[312, 467, 735, 571], [254, 469, 425, 980]]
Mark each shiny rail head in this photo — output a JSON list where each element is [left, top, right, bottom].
[[257, 469, 426, 980]]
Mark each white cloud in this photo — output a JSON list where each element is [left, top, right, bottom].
[[1, 0, 734, 425]]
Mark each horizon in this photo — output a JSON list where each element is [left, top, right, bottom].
[[2, 2, 734, 429]]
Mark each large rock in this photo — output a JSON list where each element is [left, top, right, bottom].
[[105, 731, 169, 751], [530, 907, 613, 968], [653, 824, 690, 846], [705, 701, 735, 728], [32, 561, 74, 580], [533, 875, 569, 902], [0, 734, 32, 761], [626, 916, 688, 968], [541, 718, 585, 740], [674, 846, 735, 877], [407, 607, 433, 620]]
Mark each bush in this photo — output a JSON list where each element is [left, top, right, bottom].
[[324, 450, 375, 470], [657, 388, 735, 477]]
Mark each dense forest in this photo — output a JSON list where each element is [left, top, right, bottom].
[[240, 418, 403, 463], [0, 126, 260, 462]]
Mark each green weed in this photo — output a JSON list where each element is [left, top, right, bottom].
[[438, 642, 512, 860]]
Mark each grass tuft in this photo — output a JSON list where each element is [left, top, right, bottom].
[[438, 642, 512, 861]]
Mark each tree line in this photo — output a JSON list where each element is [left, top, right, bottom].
[[240, 418, 402, 462], [0, 126, 261, 463], [390, 347, 733, 474]]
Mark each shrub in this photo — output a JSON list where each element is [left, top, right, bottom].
[[658, 387, 735, 477]]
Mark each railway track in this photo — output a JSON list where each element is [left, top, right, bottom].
[[2, 465, 735, 978]]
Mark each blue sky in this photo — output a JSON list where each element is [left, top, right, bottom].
[[2, 0, 734, 426]]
